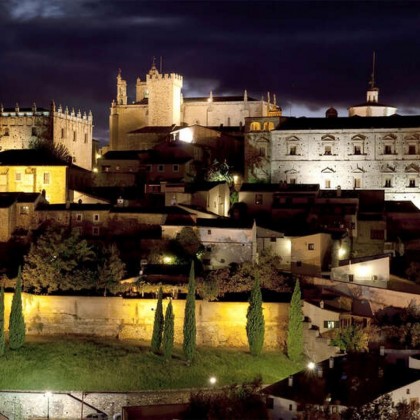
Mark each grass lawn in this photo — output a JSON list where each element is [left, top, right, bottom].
[[0, 335, 301, 392]]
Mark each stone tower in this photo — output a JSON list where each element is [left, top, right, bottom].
[[146, 61, 183, 126]]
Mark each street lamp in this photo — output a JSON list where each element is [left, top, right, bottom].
[[45, 391, 52, 419], [209, 376, 217, 386]]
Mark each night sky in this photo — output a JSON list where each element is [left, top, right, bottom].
[[1, 0, 420, 144]]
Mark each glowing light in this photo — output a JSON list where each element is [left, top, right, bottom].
[[93, 167, 98, 173], [179, 128, 194, 143], [163, 256, 174, 264], [355, 264, 371, 277], [338, 247, 346, 258], [307, 361, 316, 370], [209, 376, 217, 385]]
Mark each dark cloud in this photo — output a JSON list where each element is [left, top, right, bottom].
[[1, 1, 420, 143]]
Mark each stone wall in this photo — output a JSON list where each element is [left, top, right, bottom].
[[3, 294, 289, 349]]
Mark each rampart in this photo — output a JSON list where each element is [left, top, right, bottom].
[[3, 294, 289, 349]]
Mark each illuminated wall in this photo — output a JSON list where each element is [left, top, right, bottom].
[[3, 294, 289, 350]]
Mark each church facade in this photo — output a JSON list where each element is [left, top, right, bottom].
[[109, 63, 280, 150], [0, 102, 93, 171], [245, 83, 420, 208]]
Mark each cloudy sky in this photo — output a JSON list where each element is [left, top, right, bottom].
[[1, 0, 420, 143]]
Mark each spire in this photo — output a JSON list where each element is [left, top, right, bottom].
[[369, 51, 376, 90], [149, 56, 159, 76], [244, 89, 248, 102], [117, 68, 122, 80]]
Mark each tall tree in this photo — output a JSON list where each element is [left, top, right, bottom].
[[0, 286, 5, 356], [97, 243, 126, 296], [162, 299, 174, 361], [183, 261, 196, 363], [287, 279, 303, 362], [151, 287, 164, 354], [9, 268, 25, 350], [246, 277, 265, 356]]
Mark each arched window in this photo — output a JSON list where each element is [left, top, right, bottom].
[[263, 121, 274, 131], [250, 121, 261, 131]]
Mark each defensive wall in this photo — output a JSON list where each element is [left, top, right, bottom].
[[3, 294, 289, 349]]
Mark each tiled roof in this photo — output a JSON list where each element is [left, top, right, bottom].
[[263, 353, 420, 407], [102, 150, 148, 160], [196, 217, 254, 229], [37, 203, 112, 211], [0, 149, 69, 166], [240, 183, 320, 193], [183, 95, 258, 103]]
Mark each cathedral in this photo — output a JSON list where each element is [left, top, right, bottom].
[[245, 76, 420, 209], [109, 62, 281, 150]]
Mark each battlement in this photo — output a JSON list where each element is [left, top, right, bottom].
[[55, 105, 93, 122], [146, 73, 183, 82]]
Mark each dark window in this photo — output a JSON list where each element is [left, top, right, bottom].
[[354, 145, 361, 155], [73, 131, 77, 142], [370, 229, 384, 240], [289, 178, 296, 184], [207, 229, 211, 235], [296, 261, 302, 267], [92, 227, 100, 236], [173, 164, 179, 172], [270, 237, 276, 242], [76, 214, 83, 222], [409, 145, 416, 155], [20, 206, 29, 215], [384, 145, 392, 155], [158, 164, 164, 172], [146, 165, 152, 172], [384, 179, 392, 188], [31, 127, 37, 136], [409, 179, 416, 187], [308, 243, 315, 250], [255, 194, 263, 205], [289, 146, 296, 155]]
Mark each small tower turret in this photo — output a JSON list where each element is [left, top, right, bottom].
[[117, 69, 128, 105]]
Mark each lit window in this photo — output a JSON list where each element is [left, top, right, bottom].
[[325, 179, 331, 188], [15, 172, 22, 182], [250, 122, 261, 131], [354, 178, 361, 188], [20, 206, 29, 215], [255, 194, 263, 205], [102, 166, 110, 172], [43, 173, 50, 185]]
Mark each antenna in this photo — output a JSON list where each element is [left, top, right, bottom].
[[369, 51, 376, 89]]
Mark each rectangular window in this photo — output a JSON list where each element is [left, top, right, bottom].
[[384, 145, 392, 155], [84, 133, 88, 144], [296, 261, 302, 267], [31, 127, 37, 136], [409, 145, 416, 155], [173, 164, 179, 172], [61, 128, 65, 139], [207, 229, 212, 235], [76, 214, 83, 222], [354, 145, 361, 155], [15, 172, 22, 182], [354, 178, 361, 188], [102, 166, 110, 172], [157, 165, 164, 172], [371, 229, 384, 240], [4, 128, 9, 136], [324, 146, 331, 155], [325, 179, 331, 188], [409, 179, 416, 187], [255, 194, 263, 205], [43, 172, 50, 184], [289, 178, 296, 184], [259, 147, 266, 157], [146, 165, 152, 172], [308, 243, 315, 250], [73, 131, 77, 142], [384, 179, 391, 188], [270, 237, 276, 242], [93, 214, 100, 222], [289, 146, 296, 155], [92, 227, 100, 236], [324, 321, 339, 329]]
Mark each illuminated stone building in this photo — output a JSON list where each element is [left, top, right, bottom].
[[109, 63, 280, 150], [245, 83, 420, 208], [0, 102, 93, 171]]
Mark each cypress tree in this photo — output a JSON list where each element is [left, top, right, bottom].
[[9, 267, 25, 350], [246, 277, 265, 356], [287, 279, 304, 362], [183, 261, 196, 362], [0, 287, 5, 356], [162, 300, 174, 361], [151, 287, 164, 354]]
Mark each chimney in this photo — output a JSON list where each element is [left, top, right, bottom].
[[288, 376, 293, 387], [329, 357, 334, 369]]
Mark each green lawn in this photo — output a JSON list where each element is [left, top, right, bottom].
[[0, 336, 301, 392]]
